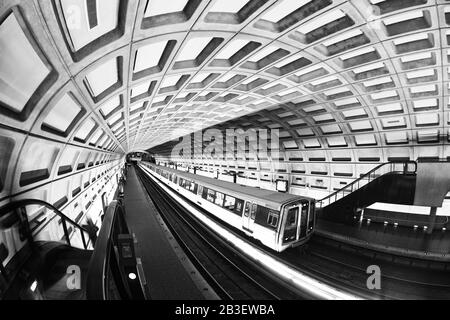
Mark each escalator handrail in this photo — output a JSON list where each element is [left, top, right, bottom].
[[317, 161, 417, 207], [0, 198, 89, 248], [86, 200, 129, 300]]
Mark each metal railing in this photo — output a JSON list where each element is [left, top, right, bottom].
[[362, 211, 449, 228], [317, 161, 417, 209], [0, 199, 91, 250]]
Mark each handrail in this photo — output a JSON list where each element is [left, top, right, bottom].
[[317, 161, 417, 209], [362, 212, 449, 226], [417, 158, 450, 163], [86, 200, 133, 300], [0, 199, 90, 249]]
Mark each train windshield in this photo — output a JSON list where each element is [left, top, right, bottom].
[[283, 206, 299, 244], [285, 207, 298, 230]]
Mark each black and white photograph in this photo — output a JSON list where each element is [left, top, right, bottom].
[[0, 0, 449, 312]]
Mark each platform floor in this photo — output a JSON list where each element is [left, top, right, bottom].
[[122, 166, 207, 299], [316, 219, 450, 261]]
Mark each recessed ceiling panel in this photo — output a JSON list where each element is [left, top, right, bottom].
[[0, 13, 50, 115], [42, 93, 84, 135], [60, 0, 120, 51]]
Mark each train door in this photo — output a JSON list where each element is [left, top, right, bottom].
[[249, 203, 257, 231], [242, 202, 256, 233], [307, 201, 315, 234]]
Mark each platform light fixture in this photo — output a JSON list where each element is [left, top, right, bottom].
[[275, 179, 288, 193], [128, 272, 137, 280], [30, 280, 38, 292]]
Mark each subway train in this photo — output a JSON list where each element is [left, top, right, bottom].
[[139, 162, 315, 252]]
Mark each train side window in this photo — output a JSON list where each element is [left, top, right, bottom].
[[251, 203, 257, 219], [202, 187, 208, 199], [235, 199, 244, 215], [197, 185, 203, 196], [244, 202, 251, 217], [224, 196, 244, 215], [254, 205, 279, 229], [190, 182, 198, 194], [215, 192, 224, 206], [267, 211, 279, 228], [206, 189, 216, 203], [224, 195, 236, 211]]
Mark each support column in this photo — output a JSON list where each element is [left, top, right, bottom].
[[428, 207, 437, 234]]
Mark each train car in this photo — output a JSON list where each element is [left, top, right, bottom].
[[139, 162, 315, 252]]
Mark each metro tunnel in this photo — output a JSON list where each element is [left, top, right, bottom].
[[0, 0, 450, 305]]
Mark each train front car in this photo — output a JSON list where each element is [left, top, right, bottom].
[[276, 198, 315, 252], [141, 162, 316, 253]]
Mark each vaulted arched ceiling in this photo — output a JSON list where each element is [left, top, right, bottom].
[[1, 0, 450, 199]]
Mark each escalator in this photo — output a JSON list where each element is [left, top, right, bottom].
[[317, 161, 417, 224], [4, 242, 92, 300], [0, 198, 147, 300]]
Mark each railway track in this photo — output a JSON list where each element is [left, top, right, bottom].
[[282, 236, 450, 300], [135, 165, 301, 300]]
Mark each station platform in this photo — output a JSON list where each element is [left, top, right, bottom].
[[122, 166, 216, 299], [316, 219, 450, 262]]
